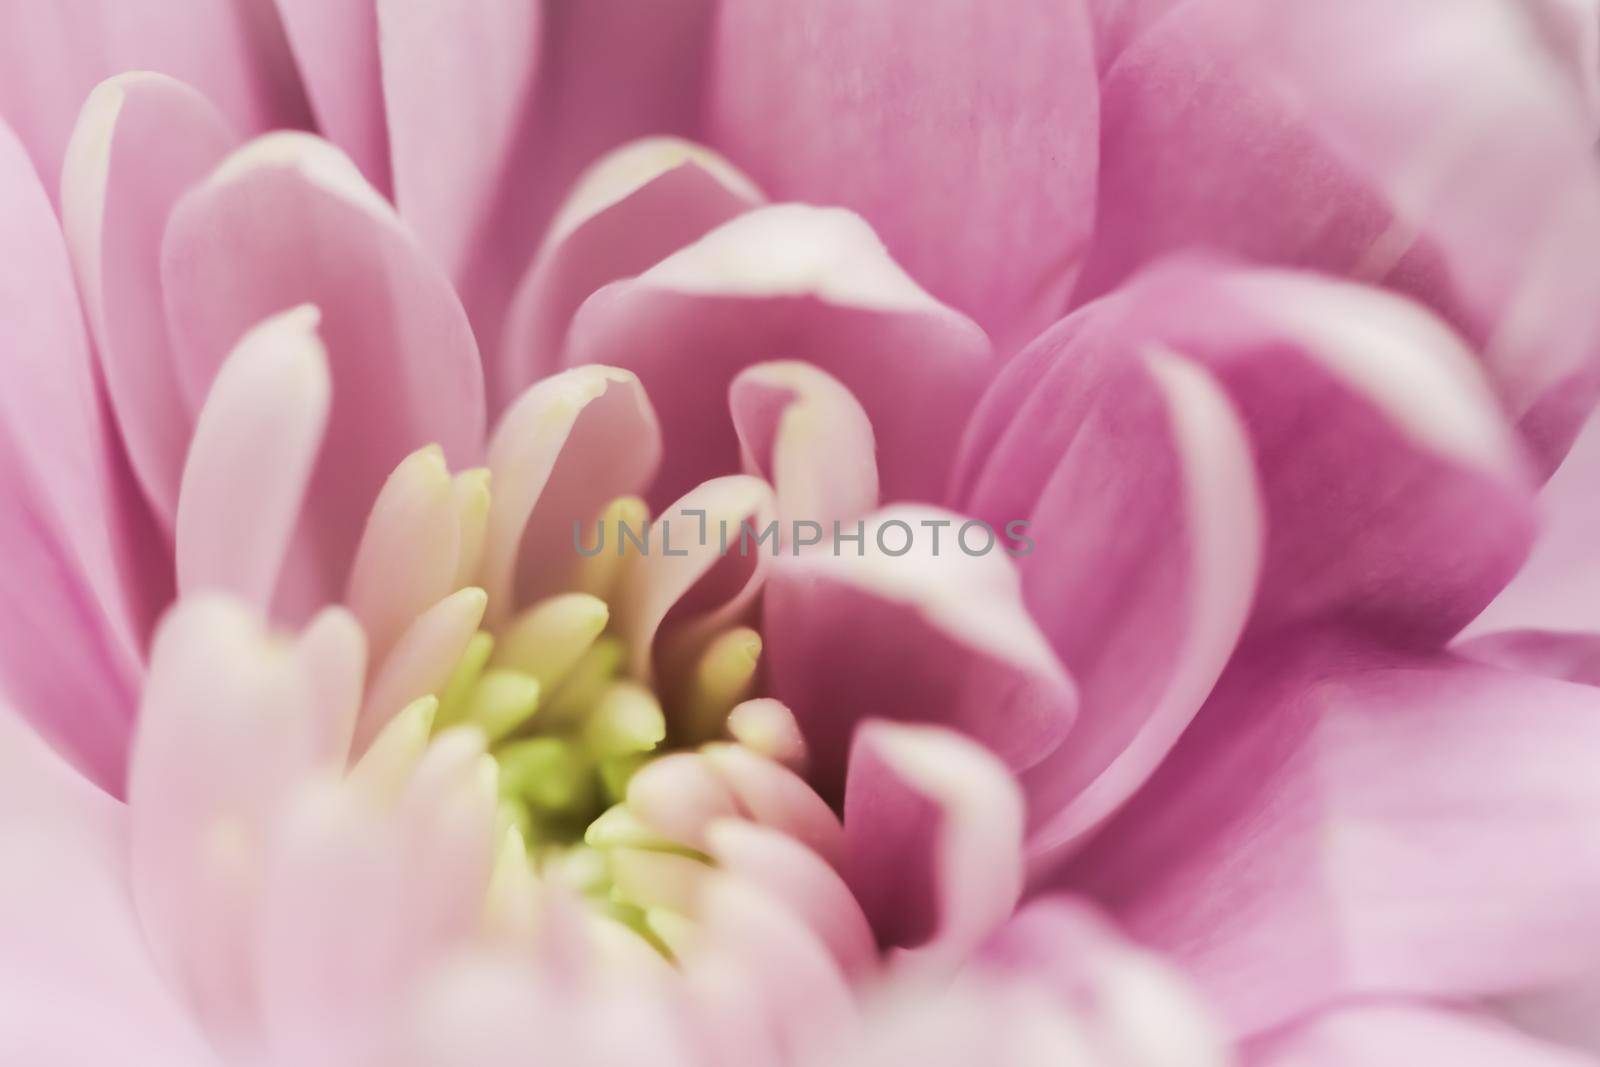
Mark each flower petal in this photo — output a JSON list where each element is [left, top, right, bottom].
[[0, 0, 308, 202], [843, 721, 1026, 975], [564, 204, 993, 506], [60, 72, 238, 532], [176, 307, 330, 616], [0, 706, 211, 1064], [273, 0, 389, 190], [481, 366, 661, 625], [497, 137, 762, 411], [1063, 635, 1600, 1035], [730, 361, 879, 535], [163, 132, 486, 620], [0, 118, 156, 793], [1245, 1005, 1596, 1067], [764, 505, 1076, 799], [1080, 0, 1600, 470], [707, 0, 1099, 350]]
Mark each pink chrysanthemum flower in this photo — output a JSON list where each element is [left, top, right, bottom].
[[3, 2, 1600, 1065]]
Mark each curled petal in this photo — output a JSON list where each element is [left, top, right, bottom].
[[730, 361, 879, 534], [844, 721, 1025, 974], [764, 505, 1077, 798], [565, 205, 992, 506], [60, 72, 237, 530], [499, 137, 763, 409]]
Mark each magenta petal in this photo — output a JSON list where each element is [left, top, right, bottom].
[[708, 0, 1099, 351], [0, 707, 211, 1063], [0, 0, 307, 203], [1080, 0, 1600, 470], [1245, 1005, 1596, 1067], [565, 205, 993, 506], [497, 138, 762, 412], [163, 133, 486, 620], [60, 73, 238, 533], [843, 721, 1025, 973], [765, 505, 1077, 799], [0, 119, 160, 794], [1063, 635, 1600, 1035]]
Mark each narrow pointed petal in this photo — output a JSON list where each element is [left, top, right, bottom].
[[844, 722, 1025, 974], [730, 361, 878, 533], [1064, 636, 1600, 1034], [60, 72, 238, 531], [0, 118, 154, 792], [708, 0, 1099, 350], [764, 505, 1076, 799], [356, 588, 488, 754], [0, 0, 308, 202], [163, 132, 485, 620], [498, 138, 762, 409], [565, 205, 993, 506], [176, 307, 330, 615], [481, 366, 661, 625]]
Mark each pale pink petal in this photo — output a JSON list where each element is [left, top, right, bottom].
[[1456, 630, 1600, 689], [481, 366, 661, 625], [764, 505, 1076, 798], [708, 0, 1098, 350], [0, 0, 308, 203], [176, 306, 330, 615], [128, 596, 328, 1044], [564, 205, 993, 506], [701, 743, 845, 866], [730, 361, 879, 535], [0, 706, 213, 1065], [613, 475, 776, 680], [294, 606, 366, 765], [1522, 0, 1600, 132], [1245, 1005, 1597, 1067], [163, 132, 486, 620], [1007, 350, 1262, 871], [60, 72, 238, 532], [1080, 0, 1600, 470], [843, 721, 1025, 975], [1064, 636, 1600, 1035], [497, 137, 763, 411], [273, 0, 388, 190], [355, 587, 488, 754], [0, 118, 156, 793], [345, 446, 462, 663]]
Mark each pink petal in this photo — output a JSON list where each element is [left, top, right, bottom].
[[564, 205, 993, 507], [481, 366, 661, 625], [273, 0, 389, 191], [162, 132, 486, 621], [0, 118, 158, 794], [843, 721, 1025, 974], [0, 0, 308, 204], [0, 706, 211, 1064], [1079, 0, 1600, 470], [1245, 1005, 1596, 1067], [730, 361, 879, 534], [764, 505, 1076, 799], [1456, 630, 1600, 689], [1008, 350, 1263, 871], [497, 137, 762, 411], [1063, 635, 1600, 1035], [128, 596, 329, 1043], [707, 0, 1099, 350], [356, 587, 487, 754], [60, 72, 238, 532], [176, 307, 331, 616], [1464, 408, 1600, 638]]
